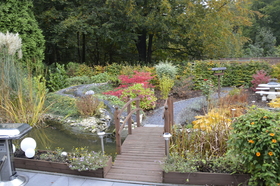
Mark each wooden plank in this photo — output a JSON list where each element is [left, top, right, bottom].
[[105, 127, 165, 183]]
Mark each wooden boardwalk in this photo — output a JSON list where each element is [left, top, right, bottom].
[[105, 127, 165, 183]]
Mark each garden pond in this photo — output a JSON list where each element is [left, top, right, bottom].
[[14, 120, 119, 156]]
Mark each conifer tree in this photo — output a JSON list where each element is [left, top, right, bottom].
[[0, 0, 45, 67]]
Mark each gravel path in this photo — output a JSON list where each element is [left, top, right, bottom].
[[142, 87, 233, 126]]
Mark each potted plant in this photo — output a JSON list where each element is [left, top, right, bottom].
[[14, 147, 112, 178]]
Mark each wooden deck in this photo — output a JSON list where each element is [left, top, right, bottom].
[[105, 127, 165, 183]]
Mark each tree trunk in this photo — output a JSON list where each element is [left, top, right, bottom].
[[136, 30, 147, 62], [147, 34, 153, 63], [77, 32, 81, 63], [82, 33, 86, 64]]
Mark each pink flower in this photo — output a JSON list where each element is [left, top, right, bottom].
[[204, 79, 208, 81]]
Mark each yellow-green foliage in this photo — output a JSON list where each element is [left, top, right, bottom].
[[271, 63, 280, 80], [75, 64, 95, 77], [93, 65, 105, 75], [192, 108, 232, 132], [0, 75, 47, 127], [159, 75, 174, 99], [268, 98, 280, 108]]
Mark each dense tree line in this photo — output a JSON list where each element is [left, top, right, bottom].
[[3, 0, 280, 66], [31, 0, 254, 65]]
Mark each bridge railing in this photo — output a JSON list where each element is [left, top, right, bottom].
[[163, 94, 174, 133], [114, 96, 141, 155]]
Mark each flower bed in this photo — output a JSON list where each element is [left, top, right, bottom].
[[14, 156, 112, 178], [163, 171, 250, 185]]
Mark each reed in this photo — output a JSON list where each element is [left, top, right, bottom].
[[0, 32, 47, 127]]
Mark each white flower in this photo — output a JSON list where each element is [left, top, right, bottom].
[[0, 31, 22, 58]]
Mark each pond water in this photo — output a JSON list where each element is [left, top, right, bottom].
[[15, 122, 117, 156]]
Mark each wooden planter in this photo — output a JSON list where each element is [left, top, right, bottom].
[[14, 156, 112, 178], [163, 171, 250, 186]]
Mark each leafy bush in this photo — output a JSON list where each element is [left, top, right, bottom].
[[105, 63, 123, 76], [66, 62, 80, 77], [192, 108, 231, 133], [90, 72, 112, 83], [159, 75, 174, 99], [76, 95, 103, 117], [250, 70, 270, 91], [268, 98, 280, 108], [271, 63, 280, 80], [197, 79, 216, 102], [155, 61, 177, 79], [103, 71, 154, 97], [65, 76, 91, 87], [47, 63, 68, 92], [120, 83, 157, 110], [228, 107, 280, 185], [74, 64, 95, 77]]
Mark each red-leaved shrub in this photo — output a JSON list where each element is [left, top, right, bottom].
[[103, 71, 155, 97], [251, 70, 270, 91]]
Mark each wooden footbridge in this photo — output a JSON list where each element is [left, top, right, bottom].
[[105, 96, 174, 183], [105, 127, 165, 182]]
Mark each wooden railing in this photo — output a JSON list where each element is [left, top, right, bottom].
[[114, 96, 141, 154], [163, 94, 174, 133]]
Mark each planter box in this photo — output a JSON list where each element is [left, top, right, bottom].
[[14, 156, 112, 178], [163, 171, 250, 186]]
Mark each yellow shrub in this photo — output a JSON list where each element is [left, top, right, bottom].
[[192, 108, 232, 132], [268, 98, 280, 108]]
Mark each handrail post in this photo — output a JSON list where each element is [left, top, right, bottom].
[[127, 96, 132, 135], [168, 94, 174, 130], [164, 106, 169, 133], [136, 97, 140, 127], [114, 107, 121, 154]]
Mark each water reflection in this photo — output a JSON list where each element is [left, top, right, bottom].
[[15, 125, 116, 156]]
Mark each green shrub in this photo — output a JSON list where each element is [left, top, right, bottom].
[[47, 63, 68, 92], [90, 72, 112, 83], [66, 62, 80, 77], [74, 64, 95, 77], [228, 107, 280, 185], [105, 63, 123, 76], [120, 83, 157, 110], [155, 60, 177, 79], [159, 75, 174, 99], [65, 76, 91, 87]]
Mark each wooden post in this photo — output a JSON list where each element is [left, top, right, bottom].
[[164, 106, 169, 133], [114, 107, 121, 154], [136, 98, 140, 127], [127, 96, 132, 135], [168, 94, 174, 130]]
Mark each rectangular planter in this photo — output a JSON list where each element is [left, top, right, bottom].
[[163, 171, 250, 186], [14, 156, 112, 178]]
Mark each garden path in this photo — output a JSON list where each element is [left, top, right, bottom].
[[142, 87, 233, 126]]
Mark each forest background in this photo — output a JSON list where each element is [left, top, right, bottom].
[[1, 0, 280, 68]]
